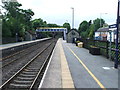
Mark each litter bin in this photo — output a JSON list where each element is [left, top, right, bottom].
[[77, 42, 83, 48]]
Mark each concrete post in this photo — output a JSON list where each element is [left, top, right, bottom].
[[109, 30, 112, 60]]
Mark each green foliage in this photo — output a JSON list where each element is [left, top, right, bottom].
[[32, 18, 62, 30], [88, 24, 95, 39], [2, 1, 34, 38], [78, 21, 89, 32], [47, 23, 61, 27], [103, 23, 108, 27], [76, 41, 81, 43], [78, 20, 89, 38], [2, 1, 65, 39], [93, 18, 105, 31], [32, 18, 45, 29], [80, 31, 88, 38], [78, 18, 106, 39], [63, 22, 71, 32]]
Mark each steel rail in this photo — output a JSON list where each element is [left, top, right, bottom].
[[0, 42, 53, 89], [0, 40, 51, 69], [29, 43, 55, 90], [0, 39, 51, 61]]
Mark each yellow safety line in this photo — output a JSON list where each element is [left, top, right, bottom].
[[67, 46, 106, 90], [59, 39, 75, 88]]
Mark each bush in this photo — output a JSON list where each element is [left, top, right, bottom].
[[76, 41, 80, 43]]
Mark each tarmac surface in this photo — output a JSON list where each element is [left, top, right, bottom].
[[39, 38, 119, 89], [62, 40, 118, 89]]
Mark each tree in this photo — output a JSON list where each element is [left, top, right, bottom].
[[2, 18, 12, 37], [78, 18, 106, 39], [32, 19, 41, 29], [93, 18, 105, 31], [63, 22, 71, 32], [32, 18, 49, 30], [47, 23, 60, 27], [78, 21, 89, 32], [88, 24, 95, 39], [22, 9, 34, 31], [2, 2, 22, 37], [78, 21, 89, 38], [88, 20, 92, 26], [2, 1, 34, 38]]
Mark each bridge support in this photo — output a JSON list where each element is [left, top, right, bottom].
[[63, 30, 67, 40]]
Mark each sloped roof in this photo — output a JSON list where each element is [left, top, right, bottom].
[[97, 27, 109, 32], [67, 29, 79, 34]]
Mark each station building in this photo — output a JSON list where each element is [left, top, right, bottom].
[[66, 29, 79, 43], [95, 27, 117, 42]]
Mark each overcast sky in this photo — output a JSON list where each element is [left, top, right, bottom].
[[2, 0, 119, 28]]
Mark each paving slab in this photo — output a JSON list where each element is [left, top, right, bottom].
[[39, 39, 74, 88], [40, 40, 62, 88]]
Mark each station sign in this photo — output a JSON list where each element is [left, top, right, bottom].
[[109, 24, 117, 28]]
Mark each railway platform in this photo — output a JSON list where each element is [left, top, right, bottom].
[[0, 38, 51, 50], [39, 38, 119, 89], [0, 38, 51, 60]]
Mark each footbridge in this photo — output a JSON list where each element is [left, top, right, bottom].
[[36, 27, 67, 40]]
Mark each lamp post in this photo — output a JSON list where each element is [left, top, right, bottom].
[[66, 20, 68, 23], [114, 0, 119, 69], [100, 13, 107, 28], [71, 7, 74, 29]]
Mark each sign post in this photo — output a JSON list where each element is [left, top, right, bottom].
[[109, 30, 112, 61], [114, 0, 120, 69]]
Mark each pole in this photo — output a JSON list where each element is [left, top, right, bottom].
[[100, 13, 107, 28], [100, 13, 101, 28], [71, 7, 74, 29], [109, 30, 112, 60], [114, 0, 119, 69]]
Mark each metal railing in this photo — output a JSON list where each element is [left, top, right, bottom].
[[78, 38, 120, 62]]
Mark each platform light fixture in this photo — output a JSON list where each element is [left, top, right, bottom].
[[100, 13, 107, 28]]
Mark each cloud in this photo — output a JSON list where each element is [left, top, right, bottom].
[[17, 0, 118, 28]]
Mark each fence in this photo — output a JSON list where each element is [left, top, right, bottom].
[[79, 38, 120, 62], [2, 37, 16, 44]]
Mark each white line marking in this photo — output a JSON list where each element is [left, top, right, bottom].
[[102, 67, 111, 70], [38, 40, 58, 89]]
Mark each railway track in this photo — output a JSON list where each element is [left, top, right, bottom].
[[0, 40, 51, 69], [0, 40, 49, 61], [2, 39, 55, 84], [1, 40, 56, 89]]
